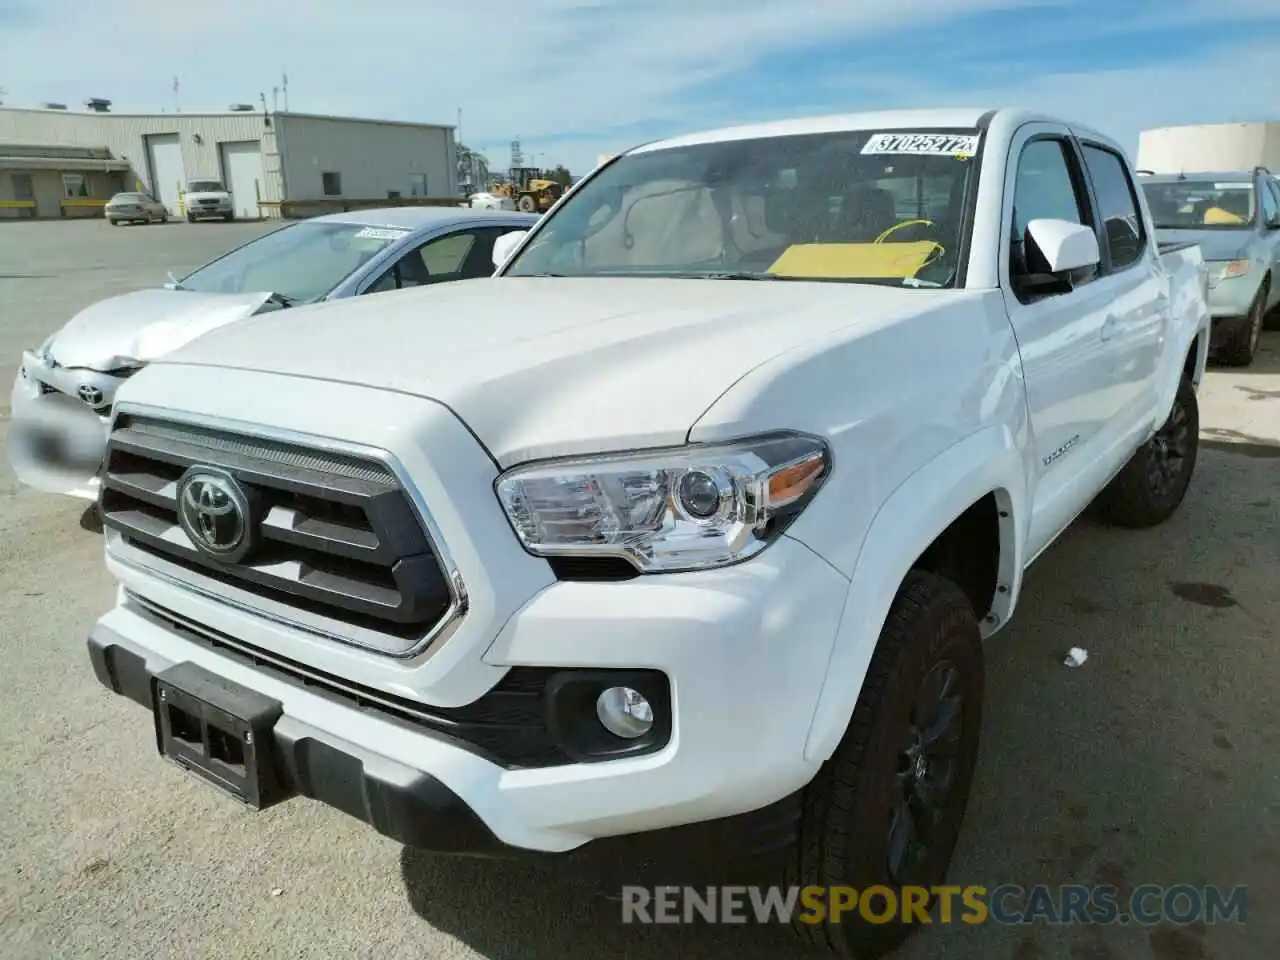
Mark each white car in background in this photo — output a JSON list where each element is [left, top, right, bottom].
[[468, 190, 516, 211], [7, 206, 537, 502], [105, 192, 169, 226], [184, 179, 236, 221]]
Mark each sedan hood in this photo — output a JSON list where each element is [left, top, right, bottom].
[[46, 288, 275, 370], [158, 276, 952, 466], [1156, 228, 1251, 262]]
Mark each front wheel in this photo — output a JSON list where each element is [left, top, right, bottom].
[[792, 570, 984, 959], [1217, 280, 1267, 367], [1098, 375, 1199, 528], [517, 194, 537, 213]]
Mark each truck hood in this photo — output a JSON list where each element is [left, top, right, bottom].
[[157, 276, 952, 466], [46, 288, 276, 371], [1155, 228, 1251, 262]]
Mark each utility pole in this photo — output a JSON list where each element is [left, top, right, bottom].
[[281, 72, 289, 111], [172, 76, 180, 112]]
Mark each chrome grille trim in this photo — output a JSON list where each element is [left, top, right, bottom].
[[101, 403, 469, 660]]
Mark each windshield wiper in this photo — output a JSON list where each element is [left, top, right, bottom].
[[901, 276, 944, 288], [166, 271, 186, 291], [265, 291, 297, 308]]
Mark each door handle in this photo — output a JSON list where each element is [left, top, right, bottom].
[[1100, 315, 1119, 341]]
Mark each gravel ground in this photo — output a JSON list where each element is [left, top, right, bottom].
[[0, 219, 1277, 960]]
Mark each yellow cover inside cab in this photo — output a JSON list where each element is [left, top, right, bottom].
[[1203, 206, 1246, 226], [767, 241, 941, 279]]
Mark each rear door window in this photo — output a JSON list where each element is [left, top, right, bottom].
[[1080, 144, 1147, 270]]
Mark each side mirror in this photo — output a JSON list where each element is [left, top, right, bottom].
[[492, 230, 528, 269], [1025, 219, 1100, 274]]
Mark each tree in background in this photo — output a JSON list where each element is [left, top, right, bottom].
[[547, 165, 573, 186], [456, 143, 490, 191]]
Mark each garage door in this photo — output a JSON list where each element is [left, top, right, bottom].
[[219, 141, 265, 219], [145, 133, 184, 214]]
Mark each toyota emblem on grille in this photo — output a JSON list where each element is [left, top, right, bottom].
[[77, 384, 104, 406], [176, 469, 255, 561]]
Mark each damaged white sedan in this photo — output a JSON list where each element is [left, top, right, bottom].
[[8, 206, 537, 501]]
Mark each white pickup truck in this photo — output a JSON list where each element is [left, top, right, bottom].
[[86, 108, 1209, 958]]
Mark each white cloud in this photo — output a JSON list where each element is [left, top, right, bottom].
[[0, 0, 1276, 175]]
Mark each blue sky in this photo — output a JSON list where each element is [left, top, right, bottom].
[[1, 0, 1278, 176]]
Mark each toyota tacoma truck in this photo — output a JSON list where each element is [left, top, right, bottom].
[[86, 108, 1209, 958]]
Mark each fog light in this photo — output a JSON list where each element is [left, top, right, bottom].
[[595, 686, 654, 739]]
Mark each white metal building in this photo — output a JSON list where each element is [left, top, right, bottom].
[[1137, 121, 1280, 174], [0, 105, 458, 220]]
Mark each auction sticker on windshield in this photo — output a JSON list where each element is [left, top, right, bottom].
[[354, 227, 411, 241], [862, 133, 980, 157]]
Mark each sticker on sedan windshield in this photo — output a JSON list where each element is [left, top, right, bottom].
[[861, 133, 980, 157], [1212, 182, 1251, 190], [354, 227, 411, 241]]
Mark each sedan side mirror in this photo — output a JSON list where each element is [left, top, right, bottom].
[[492, 230, 528, 269]]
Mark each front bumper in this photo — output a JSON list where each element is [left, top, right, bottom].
[[89, 533, 848, 854], [8, 351, 117, 500], [187, 203, 232, 217]]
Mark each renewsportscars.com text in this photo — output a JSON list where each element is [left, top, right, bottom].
[[620, 884, 1248, 926]]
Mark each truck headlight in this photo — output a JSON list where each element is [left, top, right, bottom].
[[495, 432, 830, 573]]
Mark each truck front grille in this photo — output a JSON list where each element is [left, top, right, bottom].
[[100, 415, 459, 652]]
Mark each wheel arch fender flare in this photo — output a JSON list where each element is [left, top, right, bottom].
[[801, 425, 1027, 764]]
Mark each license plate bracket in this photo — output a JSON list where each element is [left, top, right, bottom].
[[152, 662, 291, 810]]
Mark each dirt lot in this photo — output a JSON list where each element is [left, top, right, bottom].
[[1, 219, 1277, 960]]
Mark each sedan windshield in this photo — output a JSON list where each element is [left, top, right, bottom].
[[504, 128, 982, 287], [177, 221, 410, 302], [188, 180, 225, 193], [1141, 179, 1256, 230]]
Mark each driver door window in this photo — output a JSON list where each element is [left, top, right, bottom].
[[1008, 138, 1094, 298], [1261, 178, 1279, 227]]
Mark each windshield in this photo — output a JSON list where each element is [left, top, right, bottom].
[[504, 128, 982, 287], [178, 221, 410, 301], [188, 180, 225, 193], [1141, 179, 1256, 230]]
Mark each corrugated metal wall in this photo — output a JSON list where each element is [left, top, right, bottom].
[[0, 108, 285, 213], [1136, 122, 1280, 173], [275, 113, 456, 200], [1, 107, 457, 216]]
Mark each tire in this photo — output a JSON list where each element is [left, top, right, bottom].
[[791, 571, 984, 959], [1217, 280, 1267, 367], [1264, 277, 1280, 331], [224, 212, 234, 222], [1098, 375, 1199, 529], [186, 213, 196, 223], [517, 194, 537, 213], [108, 219, 119, 226]]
